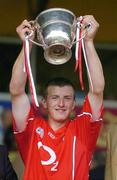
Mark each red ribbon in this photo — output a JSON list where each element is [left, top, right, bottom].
[[75, 29, 84, 90]]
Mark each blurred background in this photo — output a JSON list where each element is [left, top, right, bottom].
[[0, 0, 117, 179]]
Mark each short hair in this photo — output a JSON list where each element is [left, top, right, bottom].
[[43, 77, 75, 98]]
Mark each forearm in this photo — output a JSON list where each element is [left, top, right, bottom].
[[9, 47, 27, 96], [84, 40, 105, 94]]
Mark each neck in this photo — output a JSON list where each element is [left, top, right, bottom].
[[48, 119, 68, 131]]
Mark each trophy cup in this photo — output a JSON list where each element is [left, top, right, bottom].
[[33, 8, 77, 65], [28, 8, 87, 65]]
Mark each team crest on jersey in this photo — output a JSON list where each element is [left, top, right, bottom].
[[36, 127, 44, 138]]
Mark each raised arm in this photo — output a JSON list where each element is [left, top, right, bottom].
[[82, 15, 105, 119], [9, 20, 34, 131]]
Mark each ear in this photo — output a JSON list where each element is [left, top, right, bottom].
[[72, 100, 76, 110], [41, 98, 47, 109]]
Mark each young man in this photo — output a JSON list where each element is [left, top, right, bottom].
[[10, 15, 105, 180], [0, 145, 18, 179]]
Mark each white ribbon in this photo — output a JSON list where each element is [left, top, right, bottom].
[[24, 36, 39, 107]]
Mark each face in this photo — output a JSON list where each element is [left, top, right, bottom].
[[43, 85, 75, 123]]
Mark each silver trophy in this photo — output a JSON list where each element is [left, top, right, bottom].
[[29, 8, 85, 65]]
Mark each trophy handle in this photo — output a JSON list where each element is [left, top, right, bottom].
[[26, 21, 47, 48]]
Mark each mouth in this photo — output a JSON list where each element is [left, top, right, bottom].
[[55, 108, 66, 112]]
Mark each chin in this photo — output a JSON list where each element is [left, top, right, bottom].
[[54, 117, 69, 122]]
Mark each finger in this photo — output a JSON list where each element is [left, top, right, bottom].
[[83, 15, 99, 27], [21, 19, 32, 30], [82, 15, 95, 23]]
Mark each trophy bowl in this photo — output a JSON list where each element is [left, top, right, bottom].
[[34, 8, 77, 65]]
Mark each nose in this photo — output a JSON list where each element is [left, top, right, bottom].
[[58, 98, 65, 107]]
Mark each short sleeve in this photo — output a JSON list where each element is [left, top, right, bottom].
[[74, 96, 103, 152], [12, 106, 36, 163]]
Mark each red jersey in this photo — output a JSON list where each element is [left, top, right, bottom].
[[13, 96, 103, 180]]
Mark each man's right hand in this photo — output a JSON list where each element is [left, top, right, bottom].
[[16, 19, 35, 41]]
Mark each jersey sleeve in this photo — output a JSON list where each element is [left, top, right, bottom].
[[12, 106, 38, 164], [75, 95, 103, 153]]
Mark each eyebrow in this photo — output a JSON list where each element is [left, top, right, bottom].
[[49, 94, 74, 98]]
